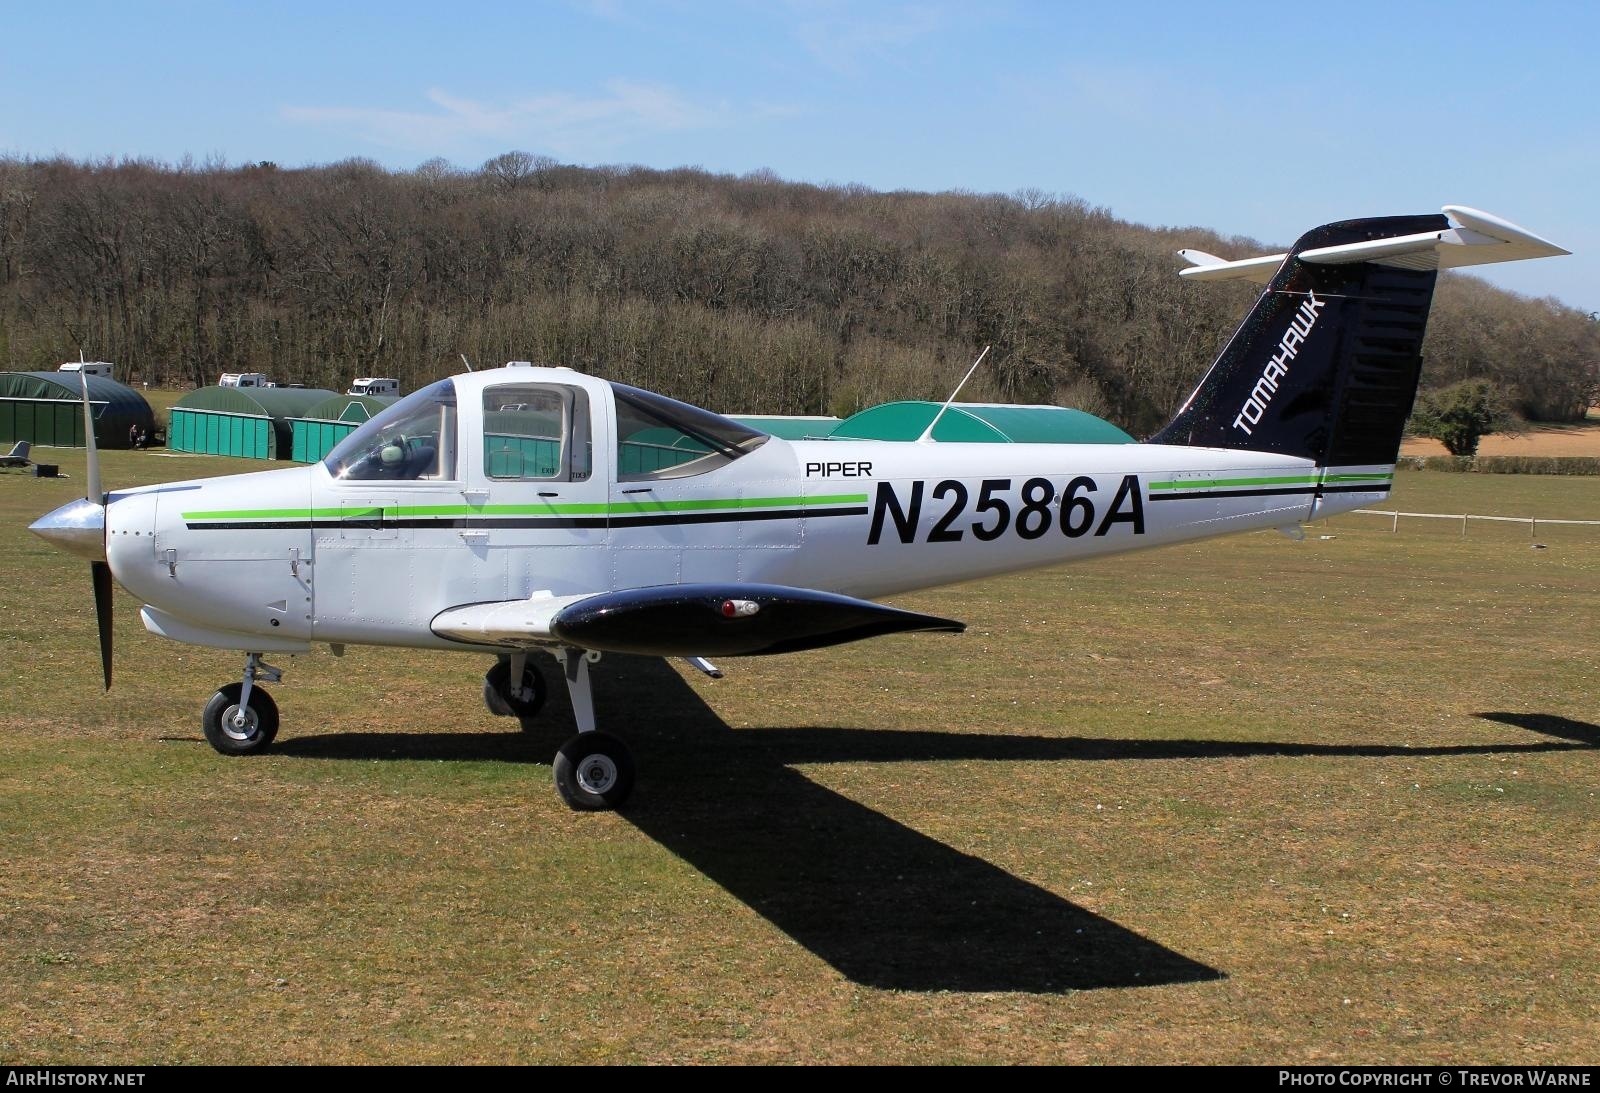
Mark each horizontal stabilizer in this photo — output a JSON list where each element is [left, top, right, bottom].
[[432, 585, 964, 656], [1177, 205, 1568, 284], [1178, 250, 1286, 282]]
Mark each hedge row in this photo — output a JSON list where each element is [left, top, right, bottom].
[[1396, 455, 1600, 476]]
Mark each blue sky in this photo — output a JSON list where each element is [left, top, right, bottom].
[[3, 0, 1595, 309]]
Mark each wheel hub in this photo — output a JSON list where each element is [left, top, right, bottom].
[[576, 754, 618, 795], [223, 705, 258, 741]]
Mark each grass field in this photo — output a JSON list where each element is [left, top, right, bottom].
[[1, 448, 1597, 1063]]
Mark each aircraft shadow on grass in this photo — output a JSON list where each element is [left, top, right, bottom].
[[269, 657, 1600, 994]]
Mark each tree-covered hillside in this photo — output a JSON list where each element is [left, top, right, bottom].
[[1, 154, 1593, 433]]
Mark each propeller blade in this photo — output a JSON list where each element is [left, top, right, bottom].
[[79, 368, 101, 503], [91, 560, 113, 690]]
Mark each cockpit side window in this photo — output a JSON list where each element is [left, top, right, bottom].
[[324, 379, 458, 482], [483, 385, 591, 481], [612, 383, 768, 482]]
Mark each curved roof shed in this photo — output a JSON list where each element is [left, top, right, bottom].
[[289, 394, 398, 463], [301, 393, 397, 423], [828, 401, 1133, 444], [0, 371, 156, 449], [170, 386, 335, 459]]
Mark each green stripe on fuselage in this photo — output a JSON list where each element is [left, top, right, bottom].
[[182, 493, 871, 522], [1147, 470, 1393, 492]]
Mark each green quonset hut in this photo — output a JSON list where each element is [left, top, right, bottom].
[[0, 372, 156, 449], [827, 401, 1134, 444], [170, 386, 334, 460], [289, 394, 397, 463]]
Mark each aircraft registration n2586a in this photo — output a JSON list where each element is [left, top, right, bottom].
[[30, 205, 1569, 809]]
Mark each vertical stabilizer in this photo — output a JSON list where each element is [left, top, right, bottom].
[[1153, 213, 1449, 467]]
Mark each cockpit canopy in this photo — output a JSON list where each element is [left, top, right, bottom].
[[323, 374, 768, 484]]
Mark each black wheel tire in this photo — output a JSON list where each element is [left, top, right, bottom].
[[484, 659, 547, 721], [201, 683, 279, 756], [553, 731, 635, 811]]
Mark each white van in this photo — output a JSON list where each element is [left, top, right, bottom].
[[348, 377, 401, 397], [219, 373, 271, 389], [58, 361, 115, 380]]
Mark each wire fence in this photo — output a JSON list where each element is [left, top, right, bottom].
[[1341, 508, 1600, 538]]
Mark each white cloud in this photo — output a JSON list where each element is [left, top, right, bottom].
[[282, 81, 735, 159]]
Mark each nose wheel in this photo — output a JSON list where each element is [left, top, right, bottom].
[[202, 653, 282, 756], [202, 681, 279, 755]]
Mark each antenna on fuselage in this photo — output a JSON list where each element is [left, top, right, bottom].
[[917, 345, 991, 444], [460, 353, 474, 372]]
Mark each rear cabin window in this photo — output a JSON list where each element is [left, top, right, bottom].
[[612, 383, 769, 483], [483, 385, 591, 481]]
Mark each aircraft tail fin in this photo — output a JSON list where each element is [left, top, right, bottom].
[[1151, 206, 1567, 467]]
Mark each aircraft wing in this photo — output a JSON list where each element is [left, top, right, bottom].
[[431, 584, 964, 656], [430, 591, 594, 649]]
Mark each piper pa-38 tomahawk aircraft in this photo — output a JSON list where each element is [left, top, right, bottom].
[[30, 205, 1568, 810]]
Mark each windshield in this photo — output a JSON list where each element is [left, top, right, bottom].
[[324, 378, 458, 481], [611, 382, 769, 482]]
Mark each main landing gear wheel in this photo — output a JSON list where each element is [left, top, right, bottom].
[[202, 682, 279, 756], [483, 659, 547, 721], [553, 732, 635, 811]]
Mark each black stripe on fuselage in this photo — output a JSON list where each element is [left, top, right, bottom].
[[1147, 483, 1387, 503], [184, 505, 869, 532], [1318, 483, 1393, 495]]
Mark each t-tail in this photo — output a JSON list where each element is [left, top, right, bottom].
[[1151, 206, 1568, 505]]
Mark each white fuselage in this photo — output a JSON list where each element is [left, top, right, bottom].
[[102, 368, 1393, 655]]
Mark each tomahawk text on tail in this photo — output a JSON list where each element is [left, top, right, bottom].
[[26, 205, 1570, 809]]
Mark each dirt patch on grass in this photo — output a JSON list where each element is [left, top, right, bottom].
[[1402, 419, 1600, 458]]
